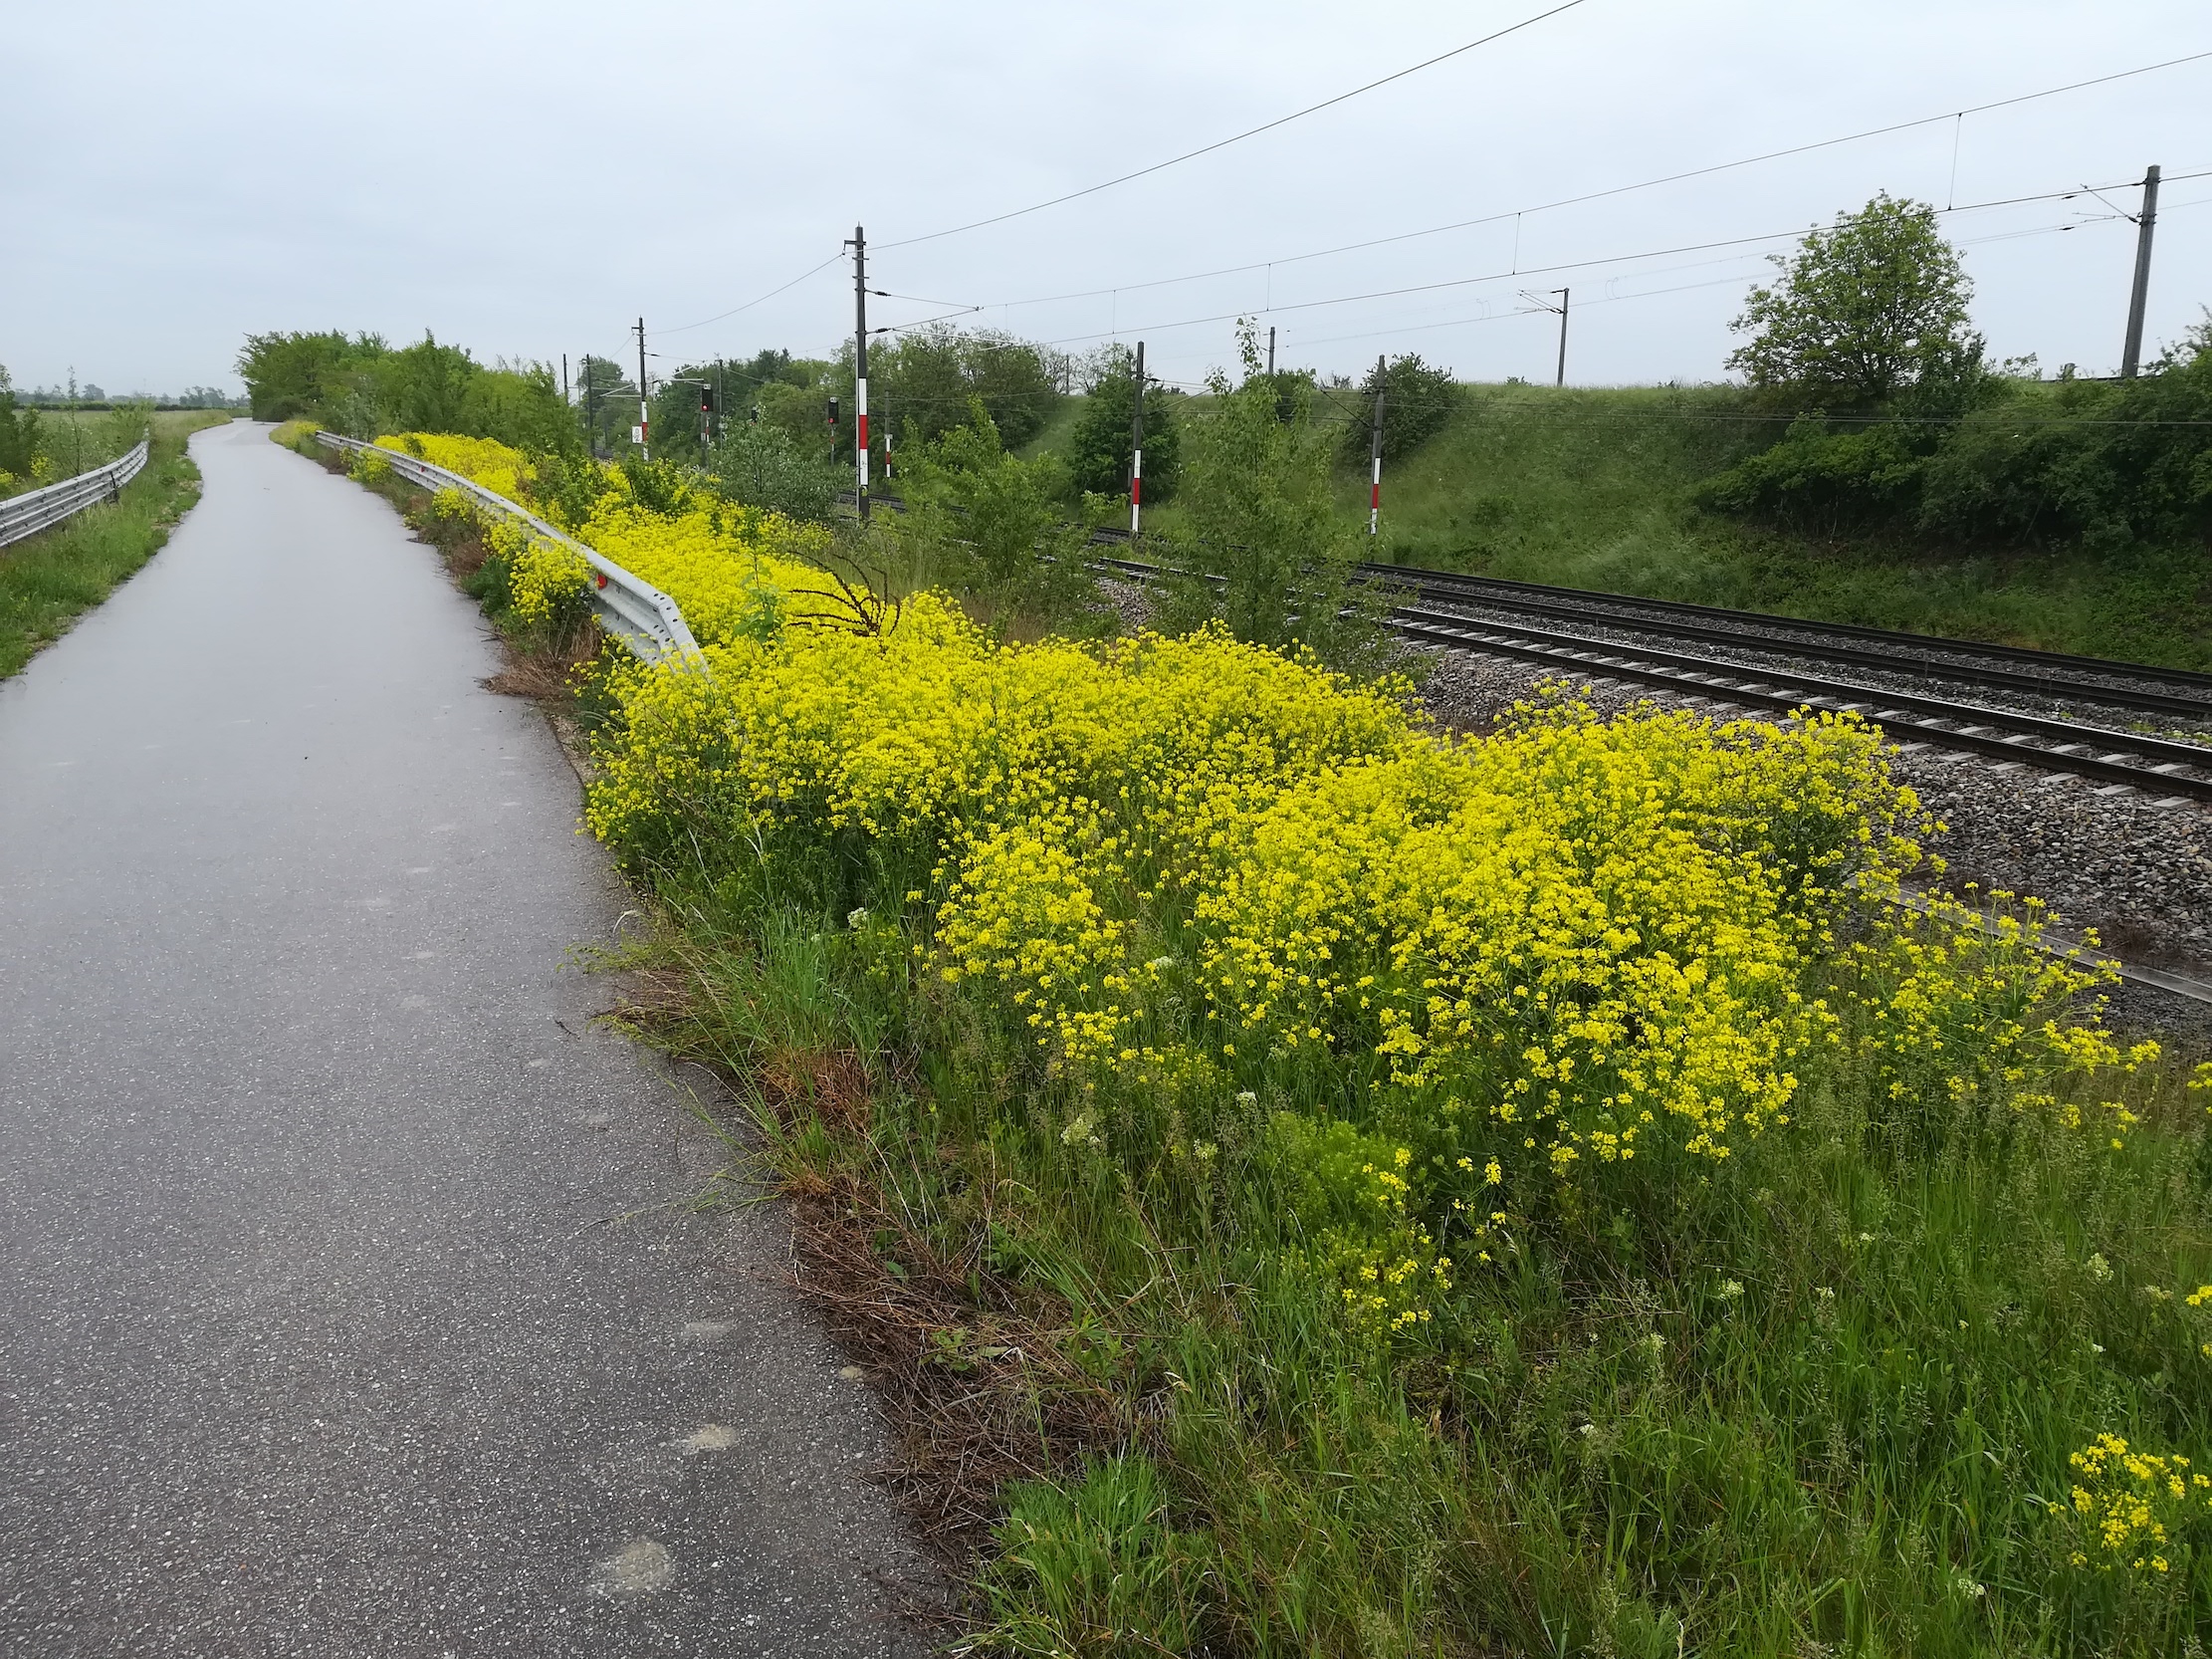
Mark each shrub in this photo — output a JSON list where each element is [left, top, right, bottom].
[[1066, 350, 1181, 503], [1691, 417, 1925, 535], [1338, 352, 1461, 465]]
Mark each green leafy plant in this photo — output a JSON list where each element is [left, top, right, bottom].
[[1339, 351, 1462, 465], [893, 398, 1103, 627], [1157, 324, 1393, 674], [1728, 193, 1986, 411], [1066, 349, 1182, 504]]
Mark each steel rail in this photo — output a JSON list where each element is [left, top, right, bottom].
[[1389, 602, 2212, 775], [0, 439, 149, 551], [1390, 610, 2212, 804], [1092, 552, 2212, 803], [314, 433, 702, 667], [1356, 560, 2212, 716]]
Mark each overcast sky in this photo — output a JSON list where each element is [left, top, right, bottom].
[[6, 1, 2207, 398]]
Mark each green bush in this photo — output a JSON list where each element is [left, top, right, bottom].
[[0, 364, 42, 488], [236, 329, 574, 454], [1691, 417, 1926, 535], [892, 399, 1100, 622], [1339, 352, 1461, 465], [1919, 332, 2212, 552], [1066, 350, 1181, 503], [708, 418, 844, 523], [1699, 325, 2212, 552]]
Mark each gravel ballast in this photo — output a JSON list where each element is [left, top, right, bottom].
[[1412, 647, 2212, 992]]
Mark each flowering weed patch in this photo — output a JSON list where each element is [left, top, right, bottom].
[[571, 565, 2212, 1653]]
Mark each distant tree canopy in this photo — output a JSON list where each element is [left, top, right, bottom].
[[1339, 352, 1462, 464], [1727, 194, 1985, 410], [640, 350, 823, 466], [0, 365, 41, 484], [236, 330, 573, 452], [856, 326, 1062, 455], [1067, 348, 1181, 503]]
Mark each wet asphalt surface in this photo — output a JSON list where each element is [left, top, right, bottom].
[[0, 423, 932, 1656]]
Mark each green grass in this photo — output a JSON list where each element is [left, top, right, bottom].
[[1331, 384, 2212, 671], [0, 411, 228, 677], [1013, 393, 1087, 464], [615, 845, 2212, 1658]]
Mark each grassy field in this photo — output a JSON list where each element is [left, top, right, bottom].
[[0, 410, 228, 678], [1331, 385, 2212, 672], [1012, 393, 1086, 464], [1018, 383, 2210, 672]]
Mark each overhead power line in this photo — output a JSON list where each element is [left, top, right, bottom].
[[877, 0, 1594, 250], [662, 250, 846, 335], [967, 48, 2212, 317], [1026, 173, 2212, 351]]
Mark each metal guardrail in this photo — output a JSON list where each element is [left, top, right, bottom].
[[0, 439, 149, 551], [313, 432, 701, 666]]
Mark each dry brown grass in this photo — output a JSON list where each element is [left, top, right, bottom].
[[613, 965, 1146, 1559], [787, 1171, 1137, 1552]]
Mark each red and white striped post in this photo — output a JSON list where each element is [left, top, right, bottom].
[[852, 225, 870, 520], [1129, 341, 1146, 539], [1367, 353, 1386, 538]]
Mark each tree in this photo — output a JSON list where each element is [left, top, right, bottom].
[[1339, 353, 1461, 463], [1727, 193, 1984, 408], [1067, 349, 1181, 502], [0, 364, 42, 488], [1160, 325, 1389, 673], [709, 417, 843, 523], [850, 326, 1061, 456]]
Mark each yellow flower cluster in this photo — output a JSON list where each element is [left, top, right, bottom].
[[2060, 1433, 2212, 1572], [1317, 1146, 1454, 1337], [374, 432, 535, 502], [1844, 889, 2157, 1147], [372, 433, 830, 644], [582, 588, 2071, 1196], [550, 475, 2153, 1338], [1191, 708, 1890, 1166]]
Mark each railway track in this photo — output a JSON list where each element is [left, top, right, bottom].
[[1351, 559, 2212, 722], [1089, 552, 2212, 808]]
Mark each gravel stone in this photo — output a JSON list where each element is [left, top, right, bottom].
[[1411, 646, 2212, 1026]]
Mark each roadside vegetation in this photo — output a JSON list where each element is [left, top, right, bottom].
[[272, 191, 2211, 1653], [1, 390, 227, 678], [291, 360, 2212, 1649]]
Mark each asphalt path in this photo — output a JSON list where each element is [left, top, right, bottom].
[[0, 422, 931, 1656]]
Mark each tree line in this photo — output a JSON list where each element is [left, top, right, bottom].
[[240, 193, 2211, 603]]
